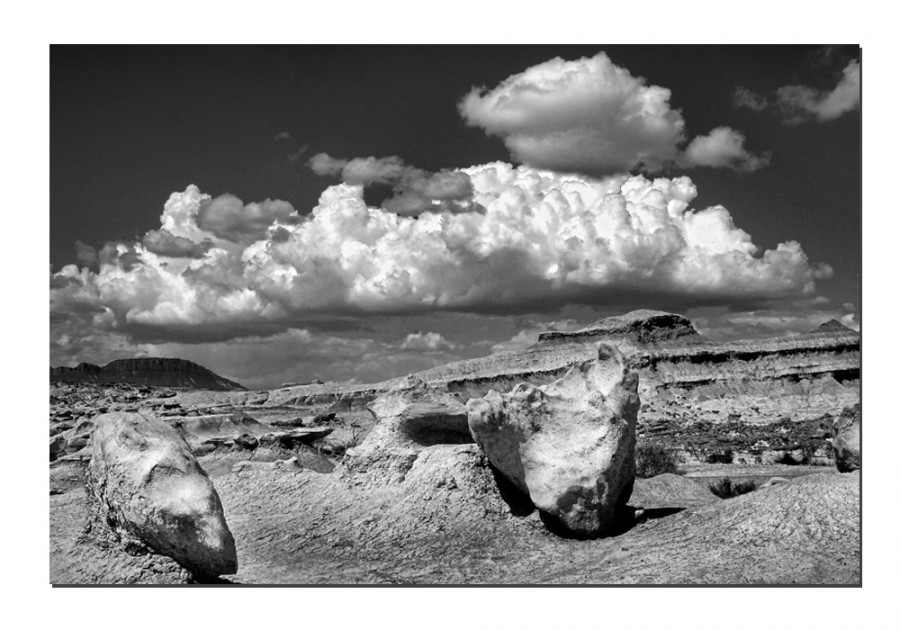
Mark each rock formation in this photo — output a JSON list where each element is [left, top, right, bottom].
[[467, 343, 640, 537], [51, 357, 244, 391], [250, 310, 858, 432], [344, 377, 471, 484], [85, 412, 238, 577], [832, 403, 861, 472], [537, 309, 700, 344]]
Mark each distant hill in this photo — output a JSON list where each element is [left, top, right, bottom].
[[50, 357, 245, 391]]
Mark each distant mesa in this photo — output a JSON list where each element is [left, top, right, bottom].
[[538, 309, 700, 345], [805, 319, 859, 336], [50, 357, 244, 391]]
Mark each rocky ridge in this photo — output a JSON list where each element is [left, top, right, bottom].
[[167, 311, 858, 453], [51, 358, 244, 391], [50, 311, 859, 470]]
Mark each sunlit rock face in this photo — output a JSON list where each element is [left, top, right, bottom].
[[85, 412, 238, 577], [467, 343, 640, 537], [832, 404, 860, 473]]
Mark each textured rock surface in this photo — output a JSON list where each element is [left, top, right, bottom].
[[53, 456, 859, 584], [344, 377, 470, 484], [85, 412, 238, 577], [832, 404, 861, 472], [188, 311, 858, 440], [628, 473, 720, 509], [467, 343, 639, 537]]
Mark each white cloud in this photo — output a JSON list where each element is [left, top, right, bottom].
[[490, 318, 582, 354], [308, 152, 346, 177], [399, 331, 457, 352], [777, 60, 860, 123], [459, 53, 686, 175], [679, 127, 771, 172], [51, 164, 842, 388], [197, 194, 299, 243], [50, 163, 831, 349], [689, 299, 858, 340], [737, 59, 861, 125], [459, 52, 766, 175]]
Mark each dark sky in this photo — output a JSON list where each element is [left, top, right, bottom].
[[50, 45, 861, 387]]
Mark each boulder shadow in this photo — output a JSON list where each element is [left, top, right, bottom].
[[189, 574, 238, 585], [537, 505, 687, 540], [641, 506, 686, 520], [487, 463, 535, 517]]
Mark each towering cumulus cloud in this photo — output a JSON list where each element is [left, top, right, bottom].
[[459, 53, 768, 175], [51, 162, 831, 347]]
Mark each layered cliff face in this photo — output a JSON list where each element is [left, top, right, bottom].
[[256, 310, 859, 430], [50, 358, 245, 391]]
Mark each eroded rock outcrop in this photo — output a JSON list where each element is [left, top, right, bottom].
[[85, 412, 237, 577], [832, 404, 861, 472], [467, 343, 639, 537], [344, 377, 470, 484]]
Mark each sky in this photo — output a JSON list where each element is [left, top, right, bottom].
[[49, 44, 861, 389]]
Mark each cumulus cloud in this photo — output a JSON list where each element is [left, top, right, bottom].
[[459, 53, 685, 175], [459, 52, 766, 176], [50, 162, 832, 352], [274, 131, 292, 142], [196, 194, 300, 243], [735, 59, 860, 125], [308, 152, 348, 177], [399, 331, 457, 352], [679, 127, 771, 172], [309, 152, 476, 215], [777, 59, 860, 123]]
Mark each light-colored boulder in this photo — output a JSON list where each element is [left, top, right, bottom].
[[466, 343, 639, 537], [85, 412, 238, 577], [832, 404, 860, 472]]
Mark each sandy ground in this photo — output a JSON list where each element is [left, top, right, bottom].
[[49, 449, 860, 585]]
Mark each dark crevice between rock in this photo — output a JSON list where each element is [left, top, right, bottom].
[[487, 463, 534, 517], [639, 507, 686, 520], [403, 414, 474, 447]]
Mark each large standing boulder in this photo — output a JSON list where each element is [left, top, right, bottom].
[[466, 343, 639, 537], [832, 404, 861, 472], [85, 412, 238, 577]]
